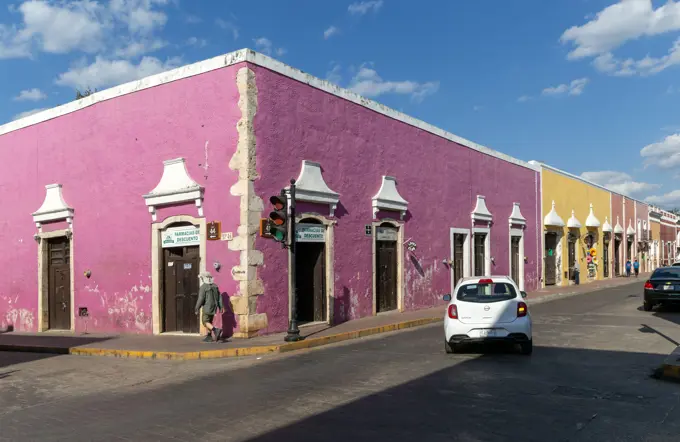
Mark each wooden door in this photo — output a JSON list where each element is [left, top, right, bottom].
[[544, 233, 557, 286], [474, 233, 486, 276], [614, 239, 621, 276], [568, 240, 576, 280], [163, 246, 200, 333], [376, 240, 398, 313], [48, 237, 71, 330], [511, 236, 520, 284], [453, 233, 465, 285], [603, 244, 610, 277], [296, 242, 326, 322]]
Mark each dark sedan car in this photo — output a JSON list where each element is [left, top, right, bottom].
[[643, 267, 680, 311]]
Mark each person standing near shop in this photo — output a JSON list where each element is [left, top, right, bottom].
[[195, 272, 225, 342], [633, 258, 640, 278]]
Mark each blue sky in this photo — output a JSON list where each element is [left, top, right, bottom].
[[1, 0, 680, 207]]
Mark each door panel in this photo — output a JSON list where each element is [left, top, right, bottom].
[[544, 234, 557, 286], [511, 236, 520, 284], [474, 234, 486, 276], [296, 242, 326, 322], [604, 244, 610, 277], [163, 246, 199, 333], [376, 240, 398, 313], [568, 240, 576, 280], [453, 234, 465, 285], [48, 237, 71, 330]]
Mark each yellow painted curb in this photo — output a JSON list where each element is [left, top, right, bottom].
[[65, 316, 443, 360], [661, 364, 680, 380]]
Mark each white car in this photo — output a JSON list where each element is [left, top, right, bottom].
[[442, 276, 532, 355]]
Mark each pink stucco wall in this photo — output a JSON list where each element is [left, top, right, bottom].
[[0, 64, 243, 333], [251, 65, 541, 335], [611, 193, 624, 274]]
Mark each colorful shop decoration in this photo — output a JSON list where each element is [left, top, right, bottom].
[[586, 248, 597, 278]]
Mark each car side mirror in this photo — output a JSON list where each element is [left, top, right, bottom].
[[443, 294, 452, 302], [521, 291, 528, 298]]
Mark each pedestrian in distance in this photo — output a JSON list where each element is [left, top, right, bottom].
[[625, 259, 631, 277], [195, 271, 225, 342], [633, 258, 640, 278]]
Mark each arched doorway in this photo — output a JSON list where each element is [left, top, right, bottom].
[[295, 218, 327, 323]]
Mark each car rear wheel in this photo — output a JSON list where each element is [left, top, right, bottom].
[[444, 340, 456, 354], [519, 340, 533, 355], [643, 300, 653, 311]]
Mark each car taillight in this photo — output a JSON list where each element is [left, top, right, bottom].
[[479, 279, 493, 285], [517, 302, 528, 318], [644, 281, 654, 290], [448, 304, 458, 319]]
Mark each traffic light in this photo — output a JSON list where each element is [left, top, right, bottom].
[[268, 193, 288, 243]]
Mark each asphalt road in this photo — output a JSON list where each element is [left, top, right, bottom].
[[3, 281, 680, 441]]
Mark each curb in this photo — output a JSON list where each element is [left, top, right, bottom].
[[653, 364, 680, 383], [0, 279, 644, 360]]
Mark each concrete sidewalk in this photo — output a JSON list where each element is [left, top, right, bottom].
[[0, 274, 648, 360]]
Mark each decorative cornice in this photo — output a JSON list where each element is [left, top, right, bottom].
[[627, 221, 636, 236], [602, 217, 612, 233], [509, 202, 526, 226], [292, 160, 340, 217], [471, 195, 493, 222], [544, 201, 565, 227], [143, 158, 204, 222], [372, 176, 408, 220], [32, 184, 74, 231], [614, 217, 624, 234], [585, 204, 601, 228], [567, 210, 582, 229]]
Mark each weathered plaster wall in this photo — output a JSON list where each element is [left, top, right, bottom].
[[251, 65, 541, 334], [634, 200, 649, 270], [0, 64, 243, 333], [541, 169, 610, 285], [611, 193, 624, 275], [650, 219, 661, 268]]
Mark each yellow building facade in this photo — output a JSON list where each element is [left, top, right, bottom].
[[539, 167, 611, 287]]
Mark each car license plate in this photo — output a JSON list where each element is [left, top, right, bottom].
[[479, 329, 496, 338], [664, 285, 675, 291]]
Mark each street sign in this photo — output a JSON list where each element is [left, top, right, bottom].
[[296, 224, 325, 242], [260, 218, 273, 238], [365, 225, 372, 236], [207, 221, 221, 241]]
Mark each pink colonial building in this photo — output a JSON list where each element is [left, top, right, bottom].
[[0, 49, 541, 337]]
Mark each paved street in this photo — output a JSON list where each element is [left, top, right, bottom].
[[3, 281, 680, 441]]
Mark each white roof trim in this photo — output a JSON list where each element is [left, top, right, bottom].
[[567, 210, 582, 229], [143, 158, 204, 221], [627, 221, 636, 236], [614, 217, 624, 234], [585, 204, 601, 228], [0, 49, 538, 173], [602, 217, 613, 233], [471, 195, 493, 222], [508, 202, 526, 226], [543, 201, 565, 227], [293, 160, 340, 217], [32, 184, 74, 230], [372, 176, 408, 220]]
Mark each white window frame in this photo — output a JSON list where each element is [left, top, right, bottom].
[[472, 227, 491, 276], [509, 228, 525, 290]]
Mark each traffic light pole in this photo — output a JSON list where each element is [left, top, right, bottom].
[[284, 178, 303, 342]]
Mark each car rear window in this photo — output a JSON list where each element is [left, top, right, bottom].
[[456, 282, 517, 303], [652, 268, 680, 279]]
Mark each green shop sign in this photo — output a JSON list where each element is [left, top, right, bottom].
[[162, 226, 200, 248]]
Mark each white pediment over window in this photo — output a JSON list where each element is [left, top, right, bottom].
[[32, 184, 74, 231], [293, 160, 340, 217], [602, 217, 613, 233], [585, 204, 600, 228], [143, 158, 204, 222], [544, 201, 565, 227], [508, 202, 526, 226], [372, 176, 408, 219], [614, 217, 624, 234], [567, 210, 582, 229], [471, 195, 493, 222], [627, 221, 636, 236]]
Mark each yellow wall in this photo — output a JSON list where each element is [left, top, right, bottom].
[[542, 169, 611, 286], [651, 219, 661, 268]]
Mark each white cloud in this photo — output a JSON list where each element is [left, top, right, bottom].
[[55, 55, 182, 89], [646, 190, 680, 207], [473, 105, 483, 111], [326, 63, 342, 84], [13, 88, 47, 101], [517, 95, 531, 102], [542, 78, 589, 96], [185, 36, 207, 48], [0, 0, 171, 59], [580, 170, 660, 195], [324, 26, 339, 39], [186, 14, 201, 24], [561, 0, 680, 76], [348, 0, 383, 15], [254, 37, 285, 57], [640, 134, 680, 169], [12, 107, 47, 120], [114, 38, 165, 58], [216, 18, 239, 40], [349, 65, 439, 102]]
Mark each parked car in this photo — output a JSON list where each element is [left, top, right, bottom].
[[643, 266, 680, 311], [442, 276, 532, 355], [672, 262, 680, 267]]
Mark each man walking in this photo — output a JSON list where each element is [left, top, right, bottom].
[[625, 259, 632, 277], [633, 258, 640, 278], [195, 272, 225, 342]]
